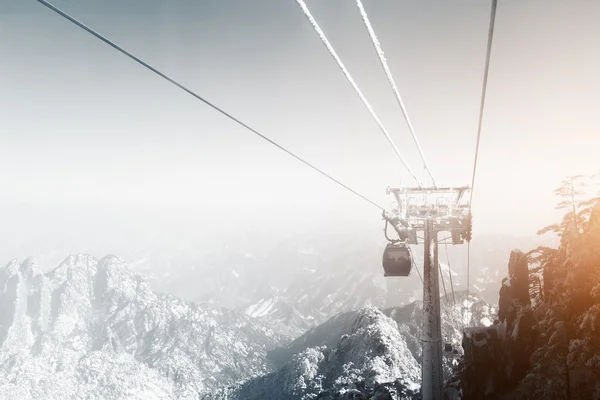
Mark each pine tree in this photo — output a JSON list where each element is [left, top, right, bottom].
[[527, 173, 600, 399]]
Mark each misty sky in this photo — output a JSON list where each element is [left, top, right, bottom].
[[2, 0, 600, 259]]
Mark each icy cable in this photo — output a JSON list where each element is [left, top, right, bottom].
[[466, 0, 498, 326], [295, 0, 423, 186], [469, 0, 498, 206], [355, 0, 436, 187]]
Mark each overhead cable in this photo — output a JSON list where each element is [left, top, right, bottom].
[[444, 240, 457, 306], [469, 0, 498, 207], [295, 0, 422, 186], [355, 0, 436, 186], [37, 0, 385, 212], [467, 0, 498, 316], [439, 262, 449, 304]]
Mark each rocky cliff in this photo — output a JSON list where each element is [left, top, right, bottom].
[[0, 255, 280, 399], [448, 202, 600, 399], [446, 250, 534, 399], [207, 307, 421, 400]]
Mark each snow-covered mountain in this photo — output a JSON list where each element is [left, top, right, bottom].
[[268, 292, 496, 376], [206, 307, 421, 400], [5, 224, 552, 341], [140, 232, 547, 338], [244, 297, 319, 341], [206, 295, 496, 399], [0, 255, 281, 399], [234, 234, 506, 339], [0, 252, 498, 399]]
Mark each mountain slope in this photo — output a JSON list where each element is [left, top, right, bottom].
[[208, 307, 420, 400], [269, 291, 496, 371], [206, 295, 495, 399], [0, 255, 280, 399]]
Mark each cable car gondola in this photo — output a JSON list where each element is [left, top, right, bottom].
[[382, 243, 412, 277]]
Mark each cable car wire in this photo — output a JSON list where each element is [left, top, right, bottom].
[[37, 0, 386, 212], [439, 262, 449, 304], [444, 240, 457, 306], [355, 0, 436, 187], [469, 0, 498, 207], [294, 0, 423, 186], [466, 0, 498, 313], [408, 247, 423, 285], [438, 238, 456, 307]]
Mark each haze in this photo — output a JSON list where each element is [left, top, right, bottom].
[[1, 0, 599, 265]]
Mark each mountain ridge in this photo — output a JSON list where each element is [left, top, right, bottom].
[[0, 254, 281, 399]]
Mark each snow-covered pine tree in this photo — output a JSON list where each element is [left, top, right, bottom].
[[526, 174, 600, 399]]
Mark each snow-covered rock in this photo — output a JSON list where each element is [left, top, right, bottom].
[[0, 255, 281, 399], [208, 307, 420, 400], [269, 291, 496, 380]]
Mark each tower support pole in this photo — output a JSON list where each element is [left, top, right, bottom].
[[422, 219, 444, 400]]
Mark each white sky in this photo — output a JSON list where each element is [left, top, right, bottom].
[[1, 0, 599, 255]]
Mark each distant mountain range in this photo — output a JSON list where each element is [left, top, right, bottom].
[[131, 232, 548, 338], [2, 230, 550, 341], [0, 254, 500, 399]]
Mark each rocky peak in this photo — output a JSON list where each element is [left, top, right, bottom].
[[0, 254, 281, 399], [500, 250, 531, 316], [447, 249, 535, 399], [214, 307, 421, 400]]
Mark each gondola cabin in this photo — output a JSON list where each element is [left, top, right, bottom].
[[382, 243, 412, 277]]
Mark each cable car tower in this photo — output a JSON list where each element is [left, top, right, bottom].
[[382, 185, 472, 400]]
